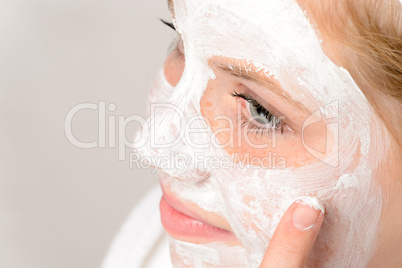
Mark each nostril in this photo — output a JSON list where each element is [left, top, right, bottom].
[[195, 169, 211, 180], [179, 169, 211, 184]]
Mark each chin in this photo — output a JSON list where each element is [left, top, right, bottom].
[[168, 237, 250, 268]]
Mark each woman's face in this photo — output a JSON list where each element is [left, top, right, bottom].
[[137, 0, 389, 266]]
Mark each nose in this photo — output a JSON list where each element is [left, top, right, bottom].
[[146, 69, 175, 116], [154, 165, 212, 184], [133, 68, 213, 184]]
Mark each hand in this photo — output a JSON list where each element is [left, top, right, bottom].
[[260, 197, 325, 268]]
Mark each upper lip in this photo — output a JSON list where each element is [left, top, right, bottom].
[[161, 185, 232, 233]]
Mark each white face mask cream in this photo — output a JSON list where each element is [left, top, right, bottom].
[[134, 0, 388, 266]]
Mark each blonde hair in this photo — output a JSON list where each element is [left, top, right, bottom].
[[302, 0, 402, 147]]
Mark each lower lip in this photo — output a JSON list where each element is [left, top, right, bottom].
[[160, 196, 235, 244]]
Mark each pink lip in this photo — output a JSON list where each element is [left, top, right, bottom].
[[160, 195, 235, 244]]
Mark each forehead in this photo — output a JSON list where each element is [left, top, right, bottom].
[[171, 0, 367, 112], [173, 0, 317, 61]]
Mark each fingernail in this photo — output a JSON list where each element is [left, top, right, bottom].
[[291, 197, 325, 231]]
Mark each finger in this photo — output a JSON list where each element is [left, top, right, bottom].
[[260, 197, 325, 268]]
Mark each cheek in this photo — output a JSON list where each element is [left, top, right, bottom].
[[163, 53, 185, 87], [163, 53, 320, 170]]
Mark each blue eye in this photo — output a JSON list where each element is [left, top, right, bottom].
[[247, 99, 275, 125], [230, 91, 285, 134]]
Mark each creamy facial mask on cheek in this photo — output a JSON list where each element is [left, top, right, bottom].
[[134, 0, 388, 266]]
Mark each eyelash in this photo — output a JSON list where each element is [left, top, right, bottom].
[[229, 91, 285, 135], [161, 19, 184, 60], [161, 19, 284, 137], [160, 19, 176, 31]]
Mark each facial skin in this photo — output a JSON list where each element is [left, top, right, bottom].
[[135, 0, 402, 267]]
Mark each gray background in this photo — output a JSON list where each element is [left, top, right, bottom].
[[0, 0, 171, 267]]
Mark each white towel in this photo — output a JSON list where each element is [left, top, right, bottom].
[[101, 186, 172, 268]]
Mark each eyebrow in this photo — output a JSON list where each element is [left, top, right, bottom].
[[166, 1, 309, 114], [210, 60, 309, 112], [167, 0, 175, 18], [211, 60, 283, 95]]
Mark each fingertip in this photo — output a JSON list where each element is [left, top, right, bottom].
[[293, 196, 325, 215], [291, 197, 325, 231], [260, 197, 325, 268]]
